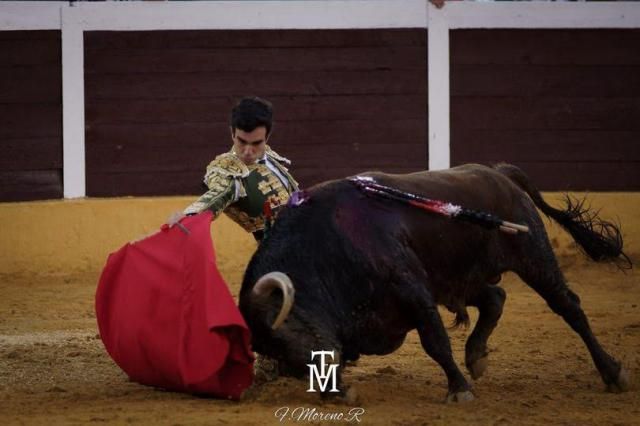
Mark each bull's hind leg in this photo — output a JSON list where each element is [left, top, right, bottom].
[[517, 249, 629, 392], [465, 285, 506, 379]]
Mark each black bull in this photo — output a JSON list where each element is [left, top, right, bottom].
[[239, 163, 630, 402]]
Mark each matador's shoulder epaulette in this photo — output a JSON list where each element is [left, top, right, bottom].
[[265, 146, 292, 166], [205, 152, 250, 181]]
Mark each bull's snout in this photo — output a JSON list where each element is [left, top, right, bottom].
[[252, 272, 295, 330]]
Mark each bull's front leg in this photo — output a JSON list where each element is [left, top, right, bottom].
[[308, 350, 359, 405], [395, 268, 474, 403], [417, 306, 475, 402]]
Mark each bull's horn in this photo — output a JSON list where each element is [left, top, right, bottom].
[[253, 272, 295, 330]]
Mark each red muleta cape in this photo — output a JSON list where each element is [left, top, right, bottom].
[[95, 211, 254, 399]]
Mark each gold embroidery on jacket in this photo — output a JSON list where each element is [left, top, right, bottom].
[[184, 146, 298, 232]]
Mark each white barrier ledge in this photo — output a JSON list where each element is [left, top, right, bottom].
[[0, 1, 64, 30], [64, 0, 428, 31], [445, 2, 640, 29]]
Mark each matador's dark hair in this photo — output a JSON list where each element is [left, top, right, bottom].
[[230, 96, 274, 136]]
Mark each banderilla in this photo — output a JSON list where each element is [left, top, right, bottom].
[[350, 176, 529, 235]]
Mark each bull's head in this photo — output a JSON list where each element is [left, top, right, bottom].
[[248, 271, 316, 378]]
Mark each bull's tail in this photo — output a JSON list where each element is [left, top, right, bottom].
[[493, 163, 631, 269]]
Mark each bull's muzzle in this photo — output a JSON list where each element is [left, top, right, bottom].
[[252, 272, 295, 330]]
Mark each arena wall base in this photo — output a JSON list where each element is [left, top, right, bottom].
[[0, 197, 256, 281], [1, 194, 637, 277]]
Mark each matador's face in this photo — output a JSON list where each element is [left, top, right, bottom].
[[232, 126, 268, 165]]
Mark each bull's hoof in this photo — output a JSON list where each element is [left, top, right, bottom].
[[344, 386, 360, 405], [606, 367, 630, 393], [253, 355, 279, 384], [446, 390, 475, 403], [323, 386, 360, 405], [468, 356, 488, 380]]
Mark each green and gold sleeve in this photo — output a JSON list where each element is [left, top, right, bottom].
[[183, 172, 237, 217]]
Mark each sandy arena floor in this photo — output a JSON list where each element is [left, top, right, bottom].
[[1, 242, 639, 425]]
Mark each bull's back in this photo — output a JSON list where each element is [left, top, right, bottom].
[[332, 164, 534, 288], [277, 163, 535, 292], [361, 164, 524, 217]]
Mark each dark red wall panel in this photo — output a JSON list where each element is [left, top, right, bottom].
[[450, 29, 640, 191], [84, 29, 428, 196], [0, 31, 62, 201]]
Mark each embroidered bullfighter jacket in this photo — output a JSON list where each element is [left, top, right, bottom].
[[184, 146, 299, 236]]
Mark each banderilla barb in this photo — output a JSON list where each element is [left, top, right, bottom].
[[350, 177, 529, 235]]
